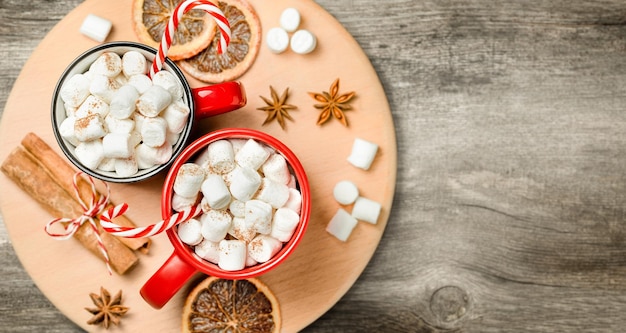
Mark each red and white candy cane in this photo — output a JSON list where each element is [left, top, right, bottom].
[[44, 172, 113, 275], [100, 204, 203, 238], [149, 0, 231, 78]]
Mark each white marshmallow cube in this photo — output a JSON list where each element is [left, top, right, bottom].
[[152, 70, 184, 100], [229, 166, 262, 201], [122, 50, 148, 77], [79, 14, 112, 43], [326, 208, 358, 242], [270, 207, 300, 242], [261, 153, 291, 184], [333, 180, 359, 205], [177, 218, 203, 246], [290, 29, 317, 55], [248, 235, 282, 263], [266, 27, 289, 54], [74, 140, 104, 169], [255, 178, 290, 209], [136, 85, 172, 117], [60, 74, 91, 108], [172, 193, 198, 212], [135, 142, 172, 168], [352, 197, 382, 224], [347, 138, 379, 170], [127, 74, 153, 94], [228, 216, 256, 242], [200, 174, 231, 210], [115, 157, 139, 177], [287, 174, 297, 189], [89, 52, 122, 77], [74, 113, 106, 141], [280, 7, 301, 32], [200, 209, 232, 242], [195, 239, 220, 264], [75, 95, 109, 119], [104, 114, 135, 134], [207, 140, 236, 174], [97, 157, 116, 172], [102, 132, 133, 158], [162, 100, 190, 134], [246, 253, 258, 267], [245, 199, 273, 235], [141, 117, 168, 147], [59, 116, 79, 146], [89, 74, 120, 103], [173, 163, 206, 197], [282, 188, 302, 214], [228, 138, 247, 155], [218, 239, 246, 271], [109, 85, 139, 119], [229, 200, 245, 218], [235, 139, 271, 170]]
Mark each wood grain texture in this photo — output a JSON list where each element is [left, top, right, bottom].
[[3, 0, 626, 332]]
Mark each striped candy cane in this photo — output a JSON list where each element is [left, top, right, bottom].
[[101, 204, 203, 238], [149, 0, 231, 78]]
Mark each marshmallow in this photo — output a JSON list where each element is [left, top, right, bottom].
[[280, 8, 301, 32], [136, 85, 172, 117], [89, 74, 120, 103], [333, 180, 359, 205], [245, 199, 273, 235], [347, 138, 379, 170], [74, 139, 104, 169], [255, 178, 290, 209], [229, 166, 262, 201], [60, 74, 91, 108], [64, 102, 78, 118], [166, 131, 181, 146], [207, 140, 236, 174], [261, 153, 291, 184], [270, 207, 300, 242], [247, 235, 282, 263], [172, 192, 198, 212], [115, 157, 138, 177], [152, 70, 184, 100], [109, 85, 139, 119], [59, 116, 79, 146], [193, 148, 211, 170], [133, 112, 146, 133], [122, 51, 148, 77], [135, 142, 172, 168], [195, 239, 220, 264], [229, 200, 245, 218], [104, 114, 135, 134], [200, 174, 231, 210], [229, 138, 248, 155], [228, 216, 256, 242], [266, 27, 289, 54], [75, 95, 109, 119], [218, 239, 246, 271], [246, 253, 258, 267], [127, 74, 153, 94], [235, 139, 271, 170], [177, 218, 203, 246], [97, 157, 116, 172], [89, 52, 122, 77], [141, 116, 168, 147], [282, 188, 302, 214], [162, 100, 190, 134], [74, 113, 106, 141], [114, 73, 129, 86], [200, 209, 232, 242], [287, 174, 297, 189], [102, 133, 133, 159], [290, 29, 317, 54], [79, 14, 112, 43], [352, 196, 382, 224], [128, 130, 142, 147], [326, 208, 358, 242], [173, 163, 206, 197]]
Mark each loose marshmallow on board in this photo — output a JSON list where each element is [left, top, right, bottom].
[[266, 27, 290, 54], [280, 7, 301, 32], [347, 138, 379, 170], [352, 196, 382, 224], [290, 29, 317, 55], [333, 180, 359, 205], [326, 208, 358, 242], [218, 239, 247, 271], [79, 14, 112, 43]]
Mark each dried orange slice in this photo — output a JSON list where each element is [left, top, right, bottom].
[[132, 0, 217, 61], [178, 0, 261, 83], [182, 277, 281, 333]]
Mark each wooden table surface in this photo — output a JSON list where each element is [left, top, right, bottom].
[[3, 0, 626, 332]]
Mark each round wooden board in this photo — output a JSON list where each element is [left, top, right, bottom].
[[0, 0, 396, 331]]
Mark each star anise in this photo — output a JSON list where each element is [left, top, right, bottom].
[[308, 78, 356, 127], [257, 86, 297, 130], [85, 287, 129, 329]]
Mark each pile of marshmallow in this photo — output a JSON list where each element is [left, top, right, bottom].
[[58, 51, 189, 177], [172, 138, 302, 271], [266, 7, 317, 55]]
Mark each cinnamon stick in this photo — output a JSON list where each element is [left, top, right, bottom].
[[1, 146, 138, 275], [20, 133, 151, 253]]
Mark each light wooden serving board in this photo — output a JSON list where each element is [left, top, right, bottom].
[[0, 0, 396, 331]]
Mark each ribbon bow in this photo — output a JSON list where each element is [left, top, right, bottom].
[[44, 172, 113, 275]]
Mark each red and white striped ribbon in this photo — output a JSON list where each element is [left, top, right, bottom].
[[100, 204, 203, 238], [149, 0, 231, 78], [44, 172, 114, 275]]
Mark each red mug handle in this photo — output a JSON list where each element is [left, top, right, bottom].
[[140, 251, 197, 309], [192, 81, 247, 119]]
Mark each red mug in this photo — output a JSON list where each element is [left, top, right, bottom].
[[51, 41, 247, 183], [140, 128, 311, 309]]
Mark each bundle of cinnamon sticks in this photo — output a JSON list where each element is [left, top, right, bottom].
[[1, 132, 151, 275]]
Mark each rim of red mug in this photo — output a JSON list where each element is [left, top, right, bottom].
[[161, 128, 311, 279]]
